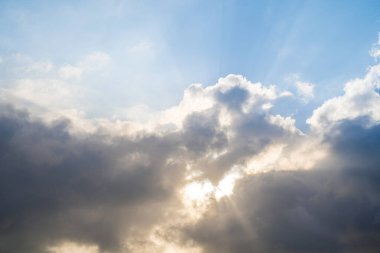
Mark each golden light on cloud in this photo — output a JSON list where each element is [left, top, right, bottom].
[[215, 169, 243, 200], [183, 180, 214, 204], [47, 241, 99, 253], [183, 170, 243, 206], [126, 228, 203, 253]]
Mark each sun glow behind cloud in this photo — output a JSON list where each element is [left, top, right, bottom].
[[183, 170, 242, 206], [2, 55, 380, 252], [47, 242, 99, 253]]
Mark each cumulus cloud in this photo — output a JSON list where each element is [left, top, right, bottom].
[[0, 74, 305, 253], [176, 63, 380, 253], [184, 117, 380, 253], [308, 64, 380, 132], [1, 58, 380, 253]]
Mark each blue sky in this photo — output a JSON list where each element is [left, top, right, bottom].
[[0, 0, 379, 124]]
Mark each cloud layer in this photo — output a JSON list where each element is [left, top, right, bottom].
[[0, 59, 380, 253], [185, 118, 380, 253]]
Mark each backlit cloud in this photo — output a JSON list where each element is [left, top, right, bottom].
[[1, 53, 380, 253]]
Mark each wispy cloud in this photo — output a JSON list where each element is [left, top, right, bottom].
[[370, 33, 380, 60], [58, 52, 111, 80], [287, 74, 315, 103], [128, 41, 154, 54]]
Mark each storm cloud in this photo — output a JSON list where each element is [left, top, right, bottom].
[[0, 65, 380, 253], [184, 118, 380, 253], [0, 104, 187, 253]]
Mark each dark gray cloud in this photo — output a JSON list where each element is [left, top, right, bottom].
[[0, 104, 185, 253], [0, 88, 300, 252], [184, 117, 380, 253], [182, 110, 228, 155], [181, 109, 293, 183], [216, 86, 249, 111]]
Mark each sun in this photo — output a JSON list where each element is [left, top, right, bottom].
[[183, 180, 214, 204], [183, 170, 243, 205]]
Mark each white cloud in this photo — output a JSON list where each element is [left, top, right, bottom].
[[3, 54, 54, 75], [295, 80, 314, 101], [370, 33, 380, 60], [158, 74, 288, 128], [288, 74, 314, 102], [27, 61, 54, 73], [58, 64, 83, 80], [128, 41, 153, 53], [308, 63, 380, 132], [0, 52, 112, 118], [7, 78, 82, 110], [79, 51, 112, 69], [0, 54, 87, 113]]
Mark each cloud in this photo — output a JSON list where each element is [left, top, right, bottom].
[[370, 33, 380, 60], [0, 52, 112, 118], [0, 54, 54, 77], [0, 103, 185, 253], [288, 74, 315, 102], [183, 117, 380, 253], [6, 78, 82, 110], [173, 62, 380, 253], [1, 60, 380, 253], [58, 64, 83, 80], [128, 41, 154, 53], [47, 241, 99, 253], [0, 73, 304, 253], [295, 80, 314, 101], [307, 64, 380, 132]]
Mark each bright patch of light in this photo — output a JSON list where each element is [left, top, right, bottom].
[[181, 180, 215, 221], [215, 169, 243, 200], [183, 180, 214, 204], [246, 144, 285, 173], [185, 163, 203, 180], [162, 244, 202, 253], [277, 141, 327, 170], [47, 241, 99, 253], [127, 228, 203, 253]]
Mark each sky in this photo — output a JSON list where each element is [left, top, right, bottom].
[[1, 0, 379, 121], [1, 1, 380, 253]]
